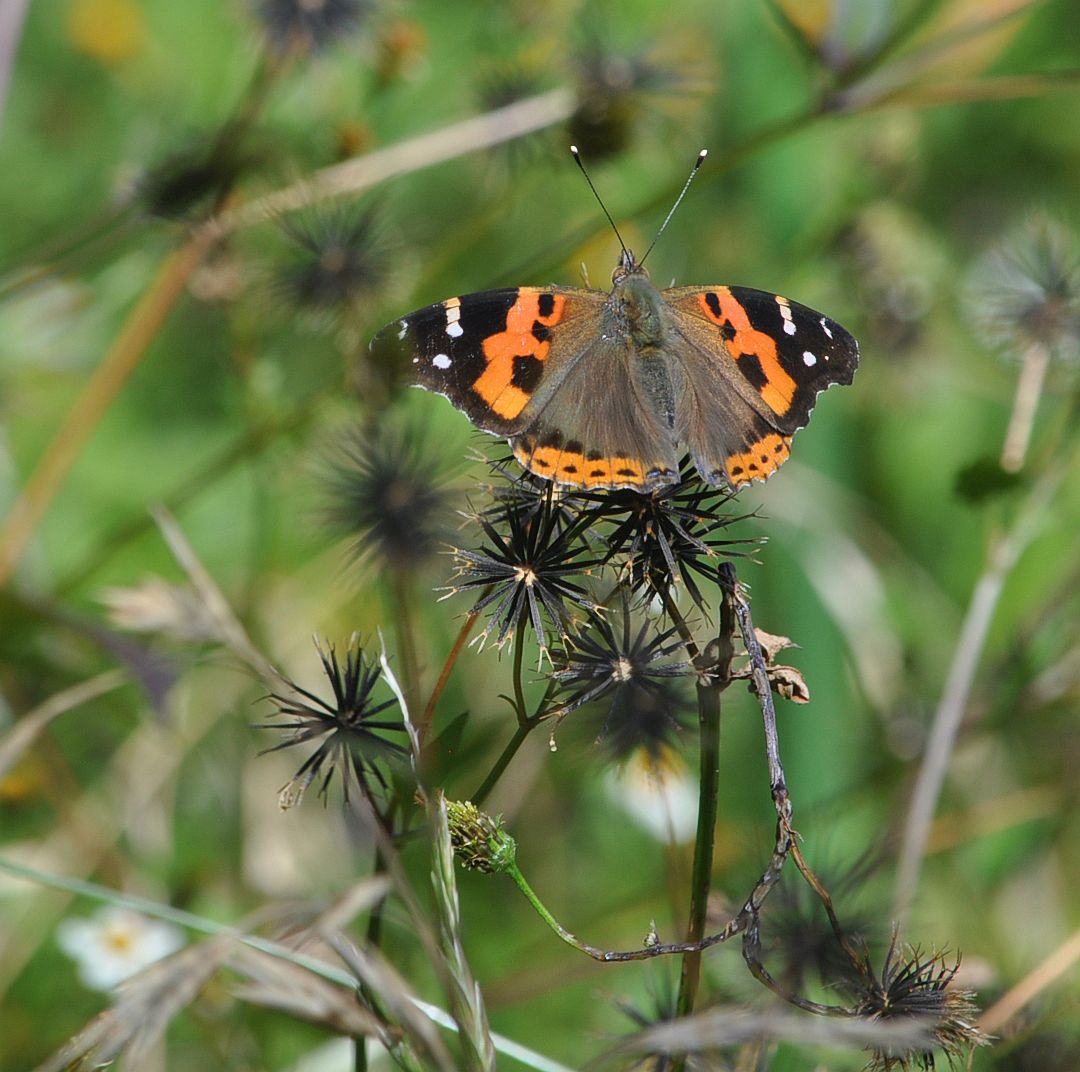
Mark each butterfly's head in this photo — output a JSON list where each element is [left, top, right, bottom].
[[612, 247, 647, 285]]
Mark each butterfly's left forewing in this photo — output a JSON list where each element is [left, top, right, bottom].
[[371, 287, 599, 436]]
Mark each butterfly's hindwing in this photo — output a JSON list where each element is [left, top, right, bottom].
[[511, 333, 680, 490]]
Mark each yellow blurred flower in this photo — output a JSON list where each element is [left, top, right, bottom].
[[67, 0, 145, 65]]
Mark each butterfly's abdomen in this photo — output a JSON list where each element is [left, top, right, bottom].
[[605, 274, 679, 431]]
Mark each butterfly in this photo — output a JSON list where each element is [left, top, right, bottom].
[[371, 151, 859, 492]]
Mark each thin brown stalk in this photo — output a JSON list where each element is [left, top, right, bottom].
[[208, 90, 574, 236], [892, 462, 1064, 919], [0, 232, 215, 585], [979, 926, 1080, 1033], [0, 670, 125, 781], [150, 504, 283, 686], [1001, 342, 1050, 472], [418, 605, 484, 746]]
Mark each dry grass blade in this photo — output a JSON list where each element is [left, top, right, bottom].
[[837, 0, 1046, 109], [213, 89, 574, 235], [979, 926, 1080, 1033], [0, 670, 124, 781], [610, 1004, 933, 1059], [34, 935, 233, 1072], [229, 943, 385, 1039], [0, 233, 215, 586], [324, 930, 458, 1072], [150, 504, 283, 684], [308, 875, 393, 934], [761, 0, 828, 64], [893, 462, 1065, 918], [867, 69, 1080, 109]]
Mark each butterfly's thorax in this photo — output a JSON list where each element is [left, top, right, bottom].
[[607, 268, 668, 354]]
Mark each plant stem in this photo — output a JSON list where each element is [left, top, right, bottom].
[[471, 721, 534, 806], [389, 567, 423, 735], [1001, 342, 1050, 472], [892, 463, 1063, 920], [211, 89, 576, 235], [674, 680, 723, 1024], [673, 568, 736, 1037], [0, 231, 215, 585], [511, 611, 529, 722], [469, 611, 559, 804], [419, 604, 484, 746]]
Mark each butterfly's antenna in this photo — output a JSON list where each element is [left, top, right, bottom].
[[639, 149, 708, 268], [570, 145, 628, 256]]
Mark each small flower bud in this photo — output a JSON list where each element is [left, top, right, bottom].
[[445, 800, 517, 874]]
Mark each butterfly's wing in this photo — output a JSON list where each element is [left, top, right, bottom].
[[663, 285, 859, 488], [372, 287, 592, 435], [372, 286, 679, 489]]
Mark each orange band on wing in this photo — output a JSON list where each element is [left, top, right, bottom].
[[724, 433, 791, 487], [698, 290, 797, 416], [471, 292, 567, 420], [514, 442, 651, 489]]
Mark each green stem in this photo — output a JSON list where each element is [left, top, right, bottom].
[[471, 721, 533, 806], [673, 575, 736, 1037], [470, 611, 548, 804], [674, 684, 722, 1020], [389, 567, 422, 727], [506, 862, 591, 954]]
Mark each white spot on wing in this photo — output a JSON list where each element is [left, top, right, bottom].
[[776, 296, 797, 335], [397, 320, 408, 340], [444, 302, 464, 337], [820, 317, 833, 339], [432, 353, 451, 370], [802, 351, 817, 366]]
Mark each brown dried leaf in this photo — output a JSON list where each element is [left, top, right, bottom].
[[841, 0, 1045, 110], [770, 0, 833, 44], [770, 665, 812, 704], [871, 70, 1080, 109], [754, 629, 799, 664]]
